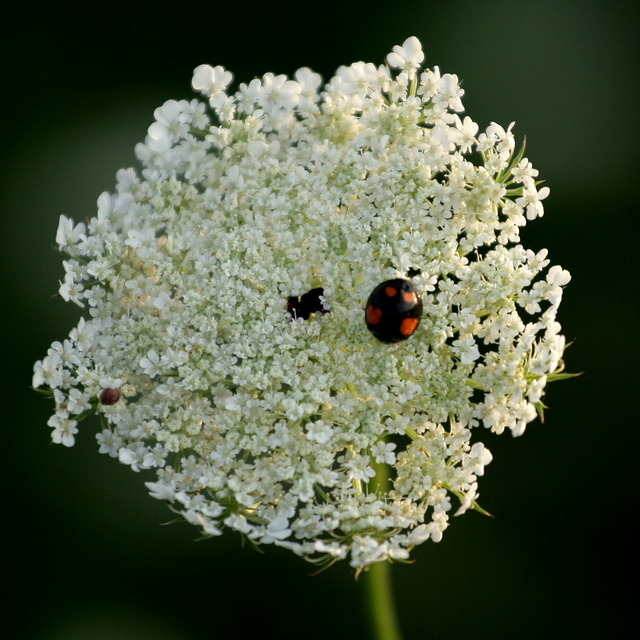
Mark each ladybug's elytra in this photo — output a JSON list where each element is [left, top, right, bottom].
[[365, 279, 422, 343]]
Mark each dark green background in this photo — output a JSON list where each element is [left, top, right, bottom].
[[3, 2, 638, 638]]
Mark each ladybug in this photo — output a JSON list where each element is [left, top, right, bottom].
[[365, 279, 422, 343]]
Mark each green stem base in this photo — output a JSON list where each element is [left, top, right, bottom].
[[364, 560, 404, 640]]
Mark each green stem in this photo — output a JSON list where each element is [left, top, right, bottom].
[[365, 561, 404, 640], [364, 459, 404, 640]]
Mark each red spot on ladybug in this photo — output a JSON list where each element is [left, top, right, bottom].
[[366, 305, 383, 326], [99, 388, 121, 405], [399, 317, 419, 336], [365, 279, 422, 343], [384, 285, 397, 298]]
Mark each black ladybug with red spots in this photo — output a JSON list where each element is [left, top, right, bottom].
[[365, 279, 422, 343]]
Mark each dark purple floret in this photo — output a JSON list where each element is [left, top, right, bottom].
[[287, 287, 329, 320]]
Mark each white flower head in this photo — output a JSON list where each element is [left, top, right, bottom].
[[34, 39, 571, 570]]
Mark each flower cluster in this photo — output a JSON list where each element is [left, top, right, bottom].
[[33, 37, 570, 569]]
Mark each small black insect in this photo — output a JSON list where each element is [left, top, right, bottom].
[[287, 287, 329, 320], [365, 279, 422, 343]]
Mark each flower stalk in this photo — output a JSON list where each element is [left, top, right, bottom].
[[364, 459, 404, 640], [365, 560, 404, 640]]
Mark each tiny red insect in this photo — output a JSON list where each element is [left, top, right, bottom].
[[99, 388, 121, 406]]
